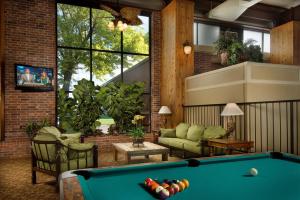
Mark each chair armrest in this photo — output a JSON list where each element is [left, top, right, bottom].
[[68, 143, 94, 151], [61, 132, 81, 139]]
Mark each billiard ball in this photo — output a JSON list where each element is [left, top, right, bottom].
[[151, 182, 160, 191], [178, 181, 185, 191], [171, 183, 180, 193], [161, 183, 169, 189], [155, 186, 164, 194], [167, 187, 175, 196], [182, 179, 189, 188], [159, 188, 170, 199], [250, 168, 258, 176], [144, 178, 153, 187]]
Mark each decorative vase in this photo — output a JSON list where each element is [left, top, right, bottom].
[[132, 137, 144, 147], [220, 52, 228, 65]]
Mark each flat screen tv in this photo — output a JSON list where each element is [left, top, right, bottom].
[[15, 64, 54, 91]]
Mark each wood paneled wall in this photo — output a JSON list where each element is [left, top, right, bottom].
[[0, 0, 5, 141], [161, 0, 194, 127], [270, 21, 300, 65]]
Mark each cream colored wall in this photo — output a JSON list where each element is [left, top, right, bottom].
[[185, 62, 300, 105], [184, 62, 300, 154]]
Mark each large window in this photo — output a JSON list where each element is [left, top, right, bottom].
[[193, 22, 220, 46], [243, 30, 270, 53], [57, 4, 151, 127]]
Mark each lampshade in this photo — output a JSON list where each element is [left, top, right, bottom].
[[158, 106, 172, 115], [221, 103, 244, 116], [183, 45, 192, 54]]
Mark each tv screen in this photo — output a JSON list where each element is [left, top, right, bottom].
[[15, 64, 54, 91]]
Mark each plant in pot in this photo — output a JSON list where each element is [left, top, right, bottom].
[[24, 118, 51, 139], [214, 31, 238, 65], [129, 115, 145, 147]]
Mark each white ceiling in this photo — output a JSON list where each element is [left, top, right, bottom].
[[261, 0, 300, 8]]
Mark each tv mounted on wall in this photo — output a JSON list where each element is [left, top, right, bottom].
[[15, 64, 54, 92]]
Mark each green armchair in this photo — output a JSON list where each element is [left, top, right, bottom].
[[31, 127, 98, 186]]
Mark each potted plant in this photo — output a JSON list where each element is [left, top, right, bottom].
[[214, 31, 238, 65], [129, 115, 145, 147]]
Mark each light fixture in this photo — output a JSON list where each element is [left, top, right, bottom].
[[158, 106, 172, 128], [183, 41, 192, 55], [107, 18, 128, 32], [221, 103, 244, 139]]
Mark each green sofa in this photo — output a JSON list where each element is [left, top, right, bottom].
[[31, 126, 98, 186], [158, 123, 226, 157]]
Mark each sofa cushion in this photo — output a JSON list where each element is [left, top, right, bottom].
[[175, 123, 190, 139], [38, 126, 61, 138], [186, 125, 205, 142], [158, 137, 184, 149], [160, 128, 176, 138], [181, 139, 201, 154], [203, 126, 226, 139]]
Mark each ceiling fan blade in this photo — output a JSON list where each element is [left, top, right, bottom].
[[120, 7, 142, 25], [100, 4, 120, 17]]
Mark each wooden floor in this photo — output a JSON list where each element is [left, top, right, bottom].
[[0, 152, 181, 200]]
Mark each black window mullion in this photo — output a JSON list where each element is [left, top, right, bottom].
[[121, 31, 124, 82], [89, 7, 93, 81]]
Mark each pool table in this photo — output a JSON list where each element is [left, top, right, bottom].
[[60, 152, 300, 200]]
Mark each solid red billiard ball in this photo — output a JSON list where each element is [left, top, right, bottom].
[[167, 187, 175, 196], [171, 183, 180, 193]]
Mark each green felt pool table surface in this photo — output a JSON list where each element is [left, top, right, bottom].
[[73, 153, 300, 200]]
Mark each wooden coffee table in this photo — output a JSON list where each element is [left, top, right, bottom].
[[112, 142, 169, 163], [207, 138, 254, 156]]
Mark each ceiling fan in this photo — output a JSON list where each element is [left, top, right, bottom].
[[100, 2, 143, 29]]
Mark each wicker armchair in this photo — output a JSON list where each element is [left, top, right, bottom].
[[31, 127, 98, 186]]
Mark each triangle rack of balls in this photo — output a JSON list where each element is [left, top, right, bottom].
[[144, 178, 190, 199]]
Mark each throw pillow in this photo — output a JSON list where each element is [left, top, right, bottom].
[[175, 123, 190, 139], [160, 128, 176, 138], [202, 126, 226, 139], [186, 125, 205, 141]]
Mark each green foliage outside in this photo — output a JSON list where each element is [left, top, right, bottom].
[[57, 4, 149, 91], [57, 80, 145, 135], [97, 82, 145, 133], [56, 4, 149, 135]]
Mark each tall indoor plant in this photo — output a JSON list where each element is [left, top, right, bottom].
[[214, 31, 238, 65]]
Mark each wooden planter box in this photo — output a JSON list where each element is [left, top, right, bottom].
[[84, 133, 154, 152]]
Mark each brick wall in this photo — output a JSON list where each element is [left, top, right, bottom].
[[0, 0, 56, 158], [194, 51, 225, 74], [151, 11, 162, 132]]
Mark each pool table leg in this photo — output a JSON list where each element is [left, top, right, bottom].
[[162, 153, 168, 161], [114, 148, 118, 161], [209, 146, 214, 157]]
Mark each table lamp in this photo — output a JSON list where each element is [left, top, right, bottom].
[[158, 106, 172, 128], [221, 103, 244, 139]]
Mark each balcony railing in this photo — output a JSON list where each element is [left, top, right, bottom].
[[183, 100, 300, 155]]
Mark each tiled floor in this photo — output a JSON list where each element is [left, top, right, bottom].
[[0, 152, 181, 200]]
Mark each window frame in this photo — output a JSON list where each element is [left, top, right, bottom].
[[243, 28, 270, 53], [55, 3, 152, 127]]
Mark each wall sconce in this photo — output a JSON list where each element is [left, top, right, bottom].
[[183, 41, 192, 55]]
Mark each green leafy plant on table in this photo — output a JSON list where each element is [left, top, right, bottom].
[[129, 115, 145, 146]]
